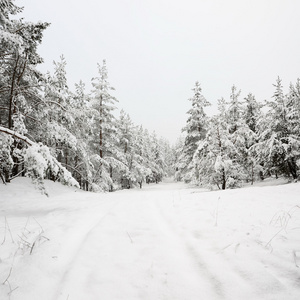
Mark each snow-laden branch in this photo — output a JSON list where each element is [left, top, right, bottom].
[[0, 126, 34, 146], [0, 126, 79, 188]]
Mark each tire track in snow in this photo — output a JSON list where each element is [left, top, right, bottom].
[[154, 189, 300, 300], [136, 192, 220, 300], [52, 198, 122, 300], [152, 191, 226, 299], [153, 190, 267, 299], [53, 183, 280, 300], [53, 189, 220, 300]]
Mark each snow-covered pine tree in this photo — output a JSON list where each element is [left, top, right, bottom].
[[65, 80, 95, 190], [149, 131, 165, 183], [178, 81, 210, 182], [174, 136, 185, 181], [131, 125, 152, 187], [225, 86, 256, 184], [194, 115, 240, 190], [158, 137, 174, 178], [286, 79, 300, 177], [0, 1, 47, 182], [115, 109, 135, 188], [227, 85, 242, 134], [136, 128, 159, 184], [254, 77, 300, 180], [116, 116, 170, 188], [287, 79, 300, 138], [243, 93, 265, 182], [0, 4, 79, 190], [244, 93, 262, 133], [193, 96, 244, 189], [90, 60, 125, 191], [41, 56, 78, 171]]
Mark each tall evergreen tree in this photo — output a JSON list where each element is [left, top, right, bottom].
[[194, 96, 245, 189], [194, 116, 241, 189], [227, 85, 242, 133], [116, 109, 135, 188], [42, 56, 77, 165], [254, 77, 300, 179], [90, 60, 125, 191], [66, 80, 94, 190], [227, 88, 257, 184], [177, 81, 210, 182], [287, 79, 300, 137], [0, 1, 52, 183], [244, 93, 261, 133]]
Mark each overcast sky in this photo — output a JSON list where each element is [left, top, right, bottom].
[[18, 0, 300, 143]]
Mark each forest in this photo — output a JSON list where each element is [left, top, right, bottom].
[[1, 0, 300, 193], [175, 79, 300, 189]]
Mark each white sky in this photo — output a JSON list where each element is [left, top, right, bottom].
[[18, 0, 300, 143]]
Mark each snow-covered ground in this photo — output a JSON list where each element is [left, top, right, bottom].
[[0, 178, 300, 300]]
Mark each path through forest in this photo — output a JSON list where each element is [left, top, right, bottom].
[[54, 181, 220, 300], [1, 178, 300, 300]]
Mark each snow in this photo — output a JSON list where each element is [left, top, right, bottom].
[[0, 178, 300, 299]]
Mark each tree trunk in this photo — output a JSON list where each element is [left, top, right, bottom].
[[0, 171, 6, 184], [99, 94, 103, 159], [251, 162, 254, 185], [8, 55, 19, 129], [65, 148, 68, 166], [222, 169, 226, 190], [99, 124, 103, 158], [287, 158, 298, 180], [4, 169, 10, 183], [259, 171, 264, 181], [109, 165, 113, 192]]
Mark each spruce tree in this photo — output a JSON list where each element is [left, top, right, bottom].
[[90, 60, 125, 191], [0, 1, 49, 182], [242, 93, 264, 182], [178, 81, 210, 182], [254, 77, 299, 179], [194, 97, 245, 190]]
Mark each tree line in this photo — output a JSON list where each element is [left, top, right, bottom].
[[1, 1, 299, 193], [175, 78, 300, 189], [0, 1, 174, 193]]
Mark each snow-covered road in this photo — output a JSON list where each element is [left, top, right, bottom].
[[1, 178, 300, 299], [55, 186, 218, 300]]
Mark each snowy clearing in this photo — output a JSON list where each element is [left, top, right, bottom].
[[1, 178, 300, 300]]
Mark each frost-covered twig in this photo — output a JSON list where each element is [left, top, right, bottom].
[[269, 210, 291, 229], [1, 217, 14, 245], [17, 234, 31, 247], [266, 205, 300, 249], [217, 243, 232, 253], [17, 217, 49, 255], [30, 233, 50, 255], [22, 216, 30, 235], [32, 216, 43, 232], [126, 231, 133, 244], [9, 168, 25, 181], [8, 286, 19, 296], [3, 265, 14, 286], [265, 228, 284, 249], [293, 251, 299, 268], [2, 250, 19, 299]]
